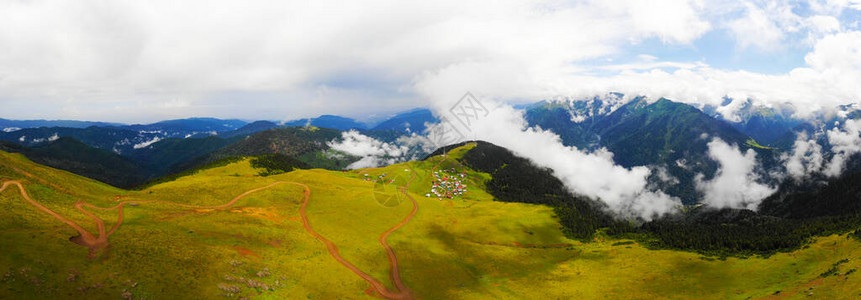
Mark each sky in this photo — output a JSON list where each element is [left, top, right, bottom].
[[0, 0, 860, 123]]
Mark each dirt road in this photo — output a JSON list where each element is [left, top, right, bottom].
[[299, 173, 419, 299], [0, 181, 101, 250], [1, 180, 299, 257], [379, 174, 418, 298], [2, 171, 422, 298]]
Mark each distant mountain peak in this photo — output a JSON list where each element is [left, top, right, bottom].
[[371, 108, 437, 133], [282, 115, 367, 131], [538, 93, 630, 123]]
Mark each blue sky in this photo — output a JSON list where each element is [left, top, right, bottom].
[[0, 0, 859, 123], [591, 1, 860, 75], [602, 30, 808, 74]]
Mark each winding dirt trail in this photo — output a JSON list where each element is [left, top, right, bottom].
[[298, 172, 417, 300], [0, 181, 100, 249], [2, 167, 423, 299], [379, 173, 418, 297], [0, 180, 301, 257]]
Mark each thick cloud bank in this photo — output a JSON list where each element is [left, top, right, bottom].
[[696, 138, 775, 210], [1, 1, 860, 122], [447, 104, 680, 220]]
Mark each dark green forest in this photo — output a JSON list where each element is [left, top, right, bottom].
[[448, 141, 861, 257], [449, 141, 630, 241], [250, 153, 311, 176], [0, 138, 148, 188]]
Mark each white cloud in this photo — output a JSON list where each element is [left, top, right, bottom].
[[597, 61, 706, 72], [804, 31, 861, 71], [808, 0, 861, 14], [780, 119, 861, 179], [0, 0, 855, 200], [327, 130, 432, 169], [0, 0, 714, 123], [423, 100, 680, 220], [824, 119, 861, 176], [637, 54, 659, 61], [654, 166, 681, 185], [597, 0, 711, 44], [0, 1, 853, 124], [728, 2, 786, 51], [807, 15, 841, 34], [782, 132, 825, 180], [802, 15, 842, 45], [328, 130, 404, 169], [537, 29, 861, 120], [0, 0, 852, 124], [695, 138, 775, 210], [132, 136, 162, 149]]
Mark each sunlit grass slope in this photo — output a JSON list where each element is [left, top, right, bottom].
[[2, 146, 861, 299]]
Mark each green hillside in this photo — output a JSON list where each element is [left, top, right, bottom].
[[2, 146, 861, 299], [0, 138, 148, 188], [129, 135, 240, 176]]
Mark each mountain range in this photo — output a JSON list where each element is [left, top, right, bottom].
[[0, 98, 857, 206], [525, 97, 774, 203], [2, 101, 861, 299], [0, 109, 435, 188]]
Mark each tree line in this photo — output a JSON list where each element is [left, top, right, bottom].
[[445, 141, 861, 257]]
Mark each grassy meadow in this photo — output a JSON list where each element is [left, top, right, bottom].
[[1, 146, 861, 299]]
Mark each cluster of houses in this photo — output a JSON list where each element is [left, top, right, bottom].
[[426, 168, 468, 199]]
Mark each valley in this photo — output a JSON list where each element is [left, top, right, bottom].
[[3, 2, 861, 298], [2, 144, 861, 299]]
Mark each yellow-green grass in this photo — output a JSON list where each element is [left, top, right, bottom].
[[1, 151, 366, 299], [2, 148, 861, 299], [746, 138, 777, 150]]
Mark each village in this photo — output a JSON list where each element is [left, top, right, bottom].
[[426, 168, 468, 200], [358, 167, 469, 201]]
